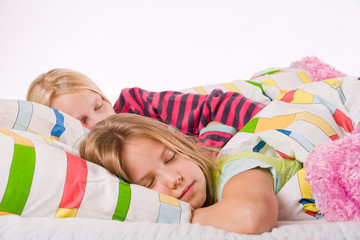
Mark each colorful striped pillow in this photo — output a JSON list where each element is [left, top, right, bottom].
[[0, 100, 192, 223], [0, 99, 90, 150]]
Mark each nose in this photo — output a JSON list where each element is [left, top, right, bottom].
[[86, 116, 99, 128], [164, 171, 183, 189]]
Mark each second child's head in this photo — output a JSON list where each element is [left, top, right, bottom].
[[27, 68, 115, 127], [79, 114, 219, 208]]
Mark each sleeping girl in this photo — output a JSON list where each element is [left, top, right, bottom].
[[26, 68, 264, 148], [78, 113, 281, 234]]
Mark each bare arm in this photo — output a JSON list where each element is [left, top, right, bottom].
[[191, 168, 278, 234]]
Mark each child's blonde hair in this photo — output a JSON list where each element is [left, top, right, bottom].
[[79, 113, 219, 207], [27, 68, 110, 106]]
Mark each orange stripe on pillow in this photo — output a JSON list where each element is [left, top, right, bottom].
[[0, 211, 19, 216]]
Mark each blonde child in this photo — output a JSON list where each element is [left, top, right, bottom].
[[27, 69, 115, 128], [27, 68, 265, 148], [79, 113, 284, 234]]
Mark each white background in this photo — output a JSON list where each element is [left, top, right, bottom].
[[0, 0, 359, 104]]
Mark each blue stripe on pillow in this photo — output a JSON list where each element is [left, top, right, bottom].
[[51, 108, 66, 138], [156, 202, 181, 224]]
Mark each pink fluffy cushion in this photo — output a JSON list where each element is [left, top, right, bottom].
[[305, 124, 360, 221], [291, 56, 346, 82]]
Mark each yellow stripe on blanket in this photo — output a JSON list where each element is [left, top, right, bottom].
[[193, 87, 207, 95], [222, 82, 241, 93], [254, 115, 296, 133], [291, 90, 314, 104], [297, 169, 312, 199], [323, 78, 341, 89], [297, 169, 319, 213], [261, 78, 279, 88], [296, 72, 312, 84], [250, 111, 337, 140], [294, 112, 337, 137]]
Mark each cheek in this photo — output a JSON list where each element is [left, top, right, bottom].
[[96, 106, 114, 122], [189, 162, 205, 181], [103, 104, 115, 117], [152, 185, 172, 196]]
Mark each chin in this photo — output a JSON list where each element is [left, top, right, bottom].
[[190, 199, 205, 209]]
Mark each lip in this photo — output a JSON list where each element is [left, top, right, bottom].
[[179, 182, 194, 200]]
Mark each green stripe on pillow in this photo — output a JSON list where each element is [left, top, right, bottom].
[[112, 181, 131, 221], [0, 144, 35, 215]]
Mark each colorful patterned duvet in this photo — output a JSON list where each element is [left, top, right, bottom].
[[218, 73, 360, 220]]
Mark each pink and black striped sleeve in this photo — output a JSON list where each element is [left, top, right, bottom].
[[197, 124, 237, 148], [113, 88, 265, 135]]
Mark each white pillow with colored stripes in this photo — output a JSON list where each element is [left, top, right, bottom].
[[0, 128, 192, 223], [0, 99, 90, 150], [0, 99, 192, 223]]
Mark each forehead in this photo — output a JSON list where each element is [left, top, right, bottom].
[[121, 137, 166, 167], [50, 89, 100, 116], [55, 89, 99, 102], [123, 137, 164, 155]]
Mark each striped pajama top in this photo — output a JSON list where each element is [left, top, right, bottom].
[[113, 88, 265, 148]]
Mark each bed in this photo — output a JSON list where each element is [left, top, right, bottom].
[[1, 217, 359, 240], [1, 56, 360, 239]]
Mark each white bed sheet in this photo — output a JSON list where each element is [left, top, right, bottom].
[[1, 215, 359, 240]]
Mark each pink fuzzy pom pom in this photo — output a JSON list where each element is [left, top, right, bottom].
[[305, 124, 360, 221], [291, 56, 346, 82]]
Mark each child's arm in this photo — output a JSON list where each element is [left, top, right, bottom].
[[197, 121, 236, 148], [191, 168, 277, 234], [114, 88, 265, 135]]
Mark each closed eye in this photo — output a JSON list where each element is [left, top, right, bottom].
[[95, 102, 103, 111], [146, 178, 155, 188], [165, 152, 176, 164]]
